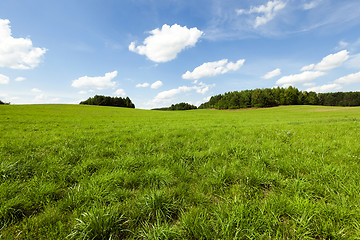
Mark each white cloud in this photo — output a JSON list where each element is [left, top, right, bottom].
[[151, 80, 163, 89], [196, 82, 214, 94], [152, 86, 194, 104], [0, 19, 47, 69], [114, 88, 126, 96], [315, 50, 349, 71], [72, 71, 117, 90], [303, 1, 321, 10], [302, 71, 360, 94], [136, 82, 150, 88], [236, 0, 287, 28], [301, 50, 350, 72], [136, 81, 163, 89], [182, 59, 245, 80], [300, 64, 315, 71], [151, 82, 214, 104], [276, 71, 326, 85], [15, 77, 26, 82], [334, 71, 360, 84], [0, 73, 10, 84], [262, 68, 281, 79], [306, 83, 342, 93], [31, 88, 42, 93], [129, 24, 203, 63]]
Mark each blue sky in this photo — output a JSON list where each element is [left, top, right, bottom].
[[1, 0, 360, 109]]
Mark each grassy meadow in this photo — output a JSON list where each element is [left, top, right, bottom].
[[1, 104, 360, 239]]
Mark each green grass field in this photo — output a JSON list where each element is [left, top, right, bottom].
[[1, 105, 360, 239]]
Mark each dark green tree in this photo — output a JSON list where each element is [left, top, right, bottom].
[[306, 91, 319, 105], [154, 102, 197, 111], [318, 92, 360, 106], [169, 102, 197, 110], [284, 86, 299, 105], [199, 87, 360, 110], [80, 95, 135, 108]]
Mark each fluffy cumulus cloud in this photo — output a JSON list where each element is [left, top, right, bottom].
[[31, 88, 42, 93], [0, 73, 10, 84], [151, 80, 163, 89], [182, 59, 245, 80], [306, 83, 342, 93], [15, 77, 26, 82], [195, 82, 213, 94], [114, 88, 126, 96], [72, 71, 117, 90], [129, 24, 203, 63], [315, 50, 349, 71], [0, 19, 47, 69], [152, 86, 193, 104], [300, 50, 349, 71], [300, 64, 315, 72], [236, 0, 287, 28], [136, 82, 150, 88], [262, 68, 281, 79], [136, 81, 162, 89], [274, 50, 356, 91], [301, 71, 360, 93], [334, 71, 360, 84], [276, 71, 326, 85], [151, 82, 214, 104]]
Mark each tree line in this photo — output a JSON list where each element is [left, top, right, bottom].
[[80, 95, 135, 108], [199, 86, 360, 109], [152, 102, 197, 111]]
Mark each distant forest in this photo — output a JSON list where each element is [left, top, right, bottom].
[[2, 87, 359, 109], [199, 86, 360, 109], [80, 95, 135, 108], [152, 102, 197, 111]]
